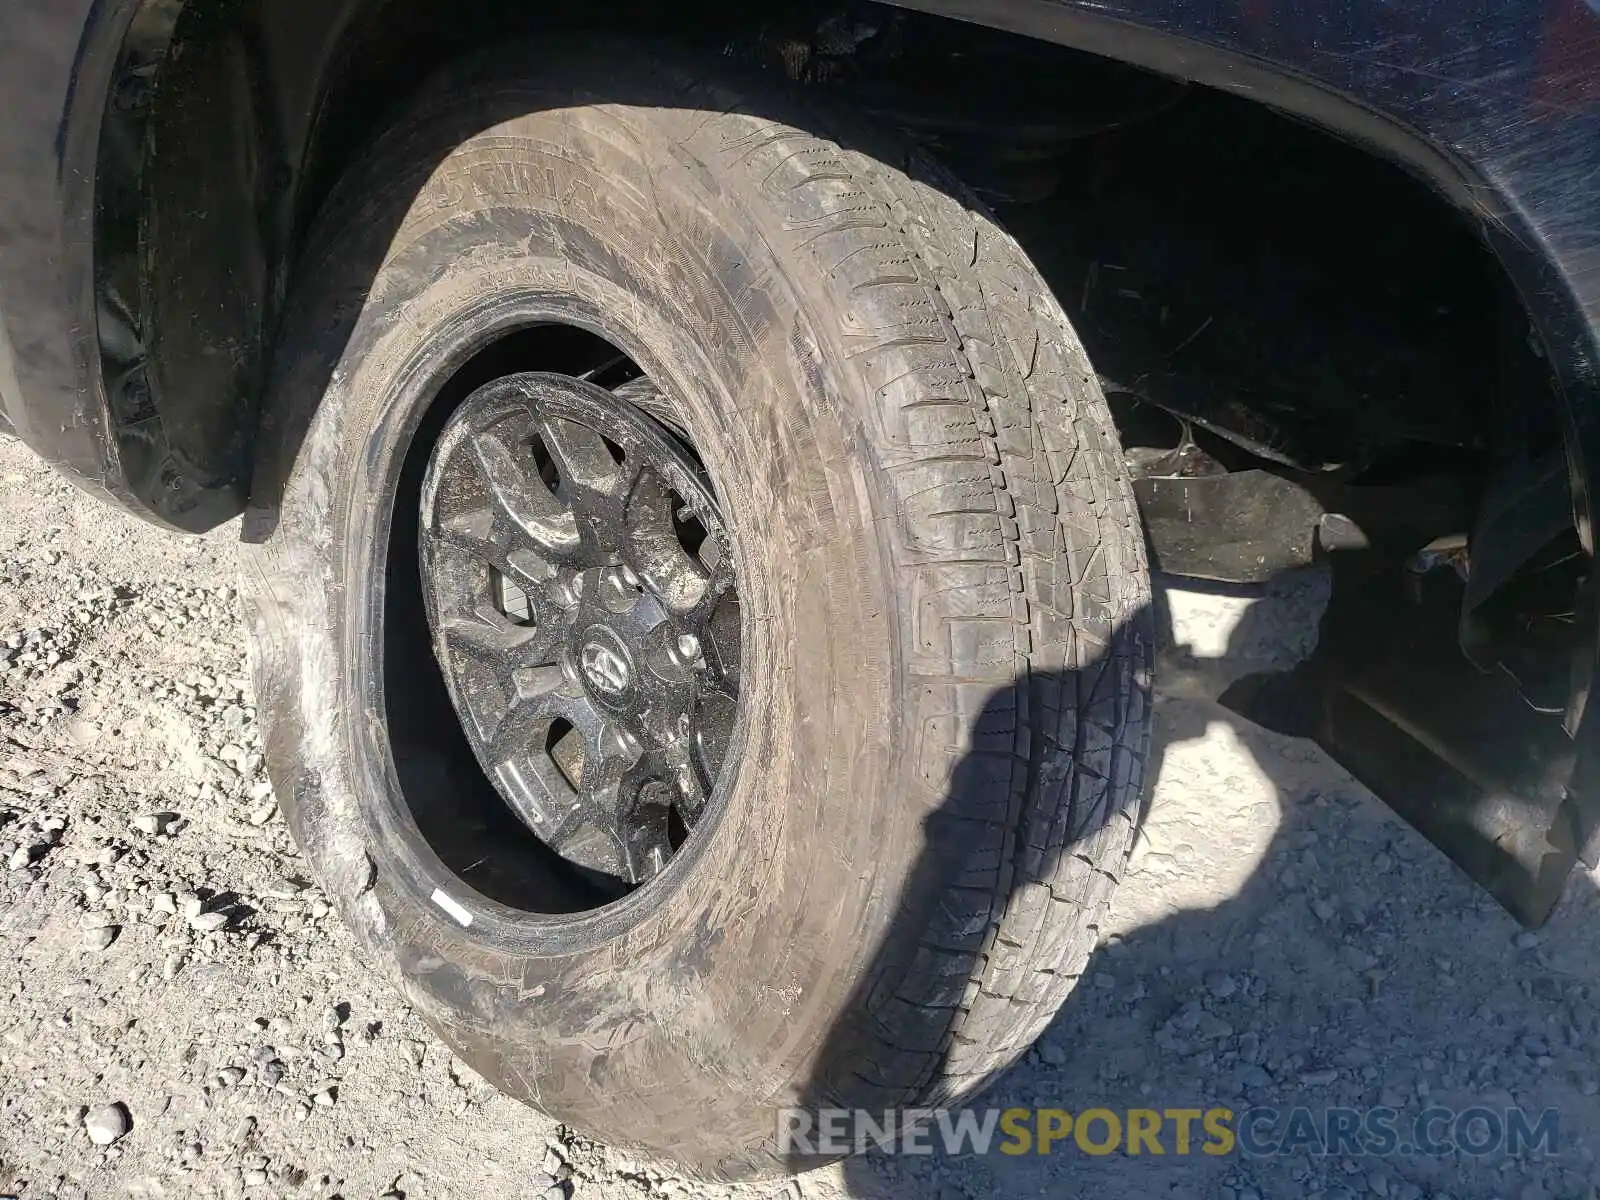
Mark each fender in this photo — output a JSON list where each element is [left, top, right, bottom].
[[6, 0, 1597, 523], [0, 0, 366, 532]]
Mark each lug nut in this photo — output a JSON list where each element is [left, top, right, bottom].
[[600, 566, 641, 613], [676, 634, 702, 663], [554, 571, 585, 607], [606, 724, 642, 763]]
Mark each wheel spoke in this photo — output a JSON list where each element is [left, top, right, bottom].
[[549, 822, 632, 880], [690, 688, 736, 811], [486, 675, 582, 764], [538, 414, 629, 500], [625, 468, 711, 613], [510, 661, 568, 701], [433, 504, 500, 557], [438, 608, 541, 658], [539, 714, 659, 884], [672, 758, 710, 822], [678, 569, 739, 677], [422, 511, 574, 672], [618, 801, 674, 884], [473, 423, 581, 554], [492, 755, 580, 847], [501, 545, 558, 592]]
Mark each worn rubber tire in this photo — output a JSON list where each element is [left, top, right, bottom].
[[240, 42, 1152, 1180]]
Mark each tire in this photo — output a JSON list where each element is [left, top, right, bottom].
[[240, 41, 1152, 1180]]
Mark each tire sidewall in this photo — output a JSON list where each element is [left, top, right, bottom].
[[244, 95, 921, 1171]]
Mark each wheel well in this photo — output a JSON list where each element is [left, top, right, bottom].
[[113, 0, 1565, 513], [113, 0, 1591, 916], [123, 0, 1576, 641]]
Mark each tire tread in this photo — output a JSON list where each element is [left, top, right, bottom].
[[692, 91, 1153, 1104]]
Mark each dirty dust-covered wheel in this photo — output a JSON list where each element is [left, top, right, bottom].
[[239, 40, 1152, 1179]]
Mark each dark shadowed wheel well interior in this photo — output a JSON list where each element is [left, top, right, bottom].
[[383, 324, 645, 915]]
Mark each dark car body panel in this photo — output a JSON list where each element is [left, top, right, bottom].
[[0, 0, 127, 507], [0, 0, 367, 532], [4, 0, 1594, 526]]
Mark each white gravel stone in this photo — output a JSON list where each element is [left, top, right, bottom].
[[83, 1103, 129, 1146]]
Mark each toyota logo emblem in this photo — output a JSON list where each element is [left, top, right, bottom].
[[580, 640, 632, 694]]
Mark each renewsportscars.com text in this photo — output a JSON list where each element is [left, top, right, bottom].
[[778, 1106, 1559, 1159]]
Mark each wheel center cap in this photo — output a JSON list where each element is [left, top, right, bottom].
[[579, 629, 632, 695]]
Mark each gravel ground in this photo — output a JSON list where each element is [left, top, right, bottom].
[[1, 432, 1598, 1200]]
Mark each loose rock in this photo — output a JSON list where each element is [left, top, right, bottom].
[[130, 812, 176, 836], [83, 1102, 130, 1146]]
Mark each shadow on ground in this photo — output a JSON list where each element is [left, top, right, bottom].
[[793, 572, 1600, 1200]]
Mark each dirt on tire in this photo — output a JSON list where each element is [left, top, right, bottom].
[[238, 42, 1150, 1179]]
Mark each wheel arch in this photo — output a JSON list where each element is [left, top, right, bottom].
[[886, 0, 1600, 545], [106, 0, 1600, 585]]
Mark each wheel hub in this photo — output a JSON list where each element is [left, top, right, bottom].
[[418, 372, 739, 890]]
